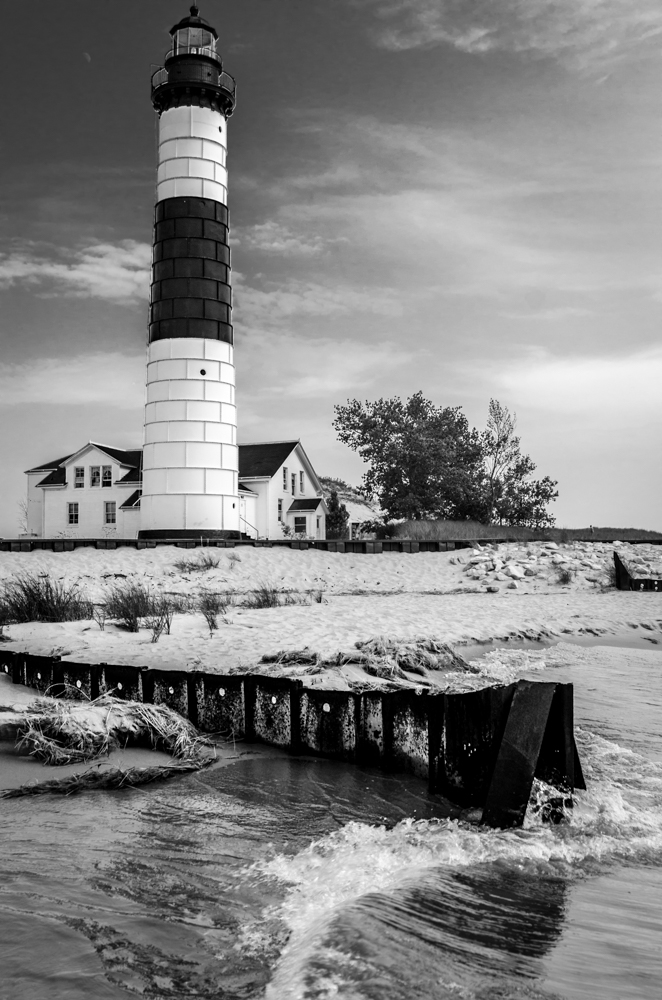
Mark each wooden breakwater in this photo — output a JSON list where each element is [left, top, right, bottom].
[[614, 552, 662, 592], [0, 648, 585, 829]]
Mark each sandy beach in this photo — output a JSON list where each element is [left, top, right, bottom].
[[1, 541, 660, 690]]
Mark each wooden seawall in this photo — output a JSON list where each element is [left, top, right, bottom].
[[0, 648, 585, 829]]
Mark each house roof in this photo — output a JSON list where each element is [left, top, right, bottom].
[[120, 490, 142, 510], [238, 441, 298, 478], [27, 444, 141, 478], [36, 468, 67, 488], [238, 482, 258, 494], [117, 453, 143, 484], [25, 454, 73, 474], [63, 442, 142, 469], [288, 498, 323, 512]]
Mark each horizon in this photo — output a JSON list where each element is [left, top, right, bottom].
[[1, 0, 660, 535]]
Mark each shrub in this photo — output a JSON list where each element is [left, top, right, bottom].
[[243, 583, 283, 609], [104, 581, 157, 632], [173, 553, 220, 573], [0, 574, 92, 624], [557, 567, 574, 586], [242, 584, 306, 609], [198, 591, 231, 631]]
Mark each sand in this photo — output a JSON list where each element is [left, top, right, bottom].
[[1, 542, 660, 691]]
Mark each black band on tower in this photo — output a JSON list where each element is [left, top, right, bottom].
[[149, 197, 233, 344]]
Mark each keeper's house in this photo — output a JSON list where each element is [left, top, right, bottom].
[[25, 440, 327, 541]]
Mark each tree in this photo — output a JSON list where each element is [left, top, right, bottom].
[[333, 392, 484, 521], [326, 490, 349, 539], [480, 399, 558, 529], [16, 498, 29, 536]]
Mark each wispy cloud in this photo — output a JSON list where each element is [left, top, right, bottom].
[[233, 273, 402, 326], [360, 0, 662, 70], [485, 344, 662, 414], [0, 241, 150, 303], [237, 327, 414, 400], [0, 352, 145, 408], [232, 221, 326, 256]]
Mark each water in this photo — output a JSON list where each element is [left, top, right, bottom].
[[2, 643, 662, 999]]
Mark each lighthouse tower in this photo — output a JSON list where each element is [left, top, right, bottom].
[[139, 6, 239, 539]]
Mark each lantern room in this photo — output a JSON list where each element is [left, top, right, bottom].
[[168, 5, 220, 65]]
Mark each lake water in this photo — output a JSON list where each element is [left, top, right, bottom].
[[2, 642, 662, 1000]]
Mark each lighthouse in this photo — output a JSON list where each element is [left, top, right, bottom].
[[139, 6, 239, 539]]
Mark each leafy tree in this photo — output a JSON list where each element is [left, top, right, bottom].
[[326, 490, 349, 539], [480, 399, 558, 529], [333, 392, 484, 521]]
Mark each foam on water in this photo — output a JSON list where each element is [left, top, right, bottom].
[[253, 730, 662, 998]]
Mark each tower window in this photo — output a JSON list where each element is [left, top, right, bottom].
[[104, 502, 117, 525], [74, 467, 84, 489], [68, 503, 79, 525]]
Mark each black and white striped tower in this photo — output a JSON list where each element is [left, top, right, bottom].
[[140, 6, 239, 539]]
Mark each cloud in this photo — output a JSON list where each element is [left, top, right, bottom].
[[0, 352, 145, 408], [233, 273, 403, 326], [237, 327, 414, 400], [232, 221, 325, 256], [360, 0, 662, 70], [0, 241, 151, 304], [484, 344, 662, 415]]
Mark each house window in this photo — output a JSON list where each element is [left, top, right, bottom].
[[102, 465, 112, 488], [294, 516, 307, 535], [299, 471, 305, 494], [277, 499, 283, 521], [74, 467, 84, 489], [104, 502, 117, 525], [67, 503, 79, 525], [291, 474, 296, 495], [90, 466, 100, 488], [283, 467, 288, 490]]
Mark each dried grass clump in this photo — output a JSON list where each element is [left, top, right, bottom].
[[0, 574, 92, 624], [198, 590, 233, 631], [355, 636, 473, 674], [174, 553, 221, 573], [104, 580, 157, 632], [260, 636, 475, 681], [242, 583, 308, 609], [4, 694, 216, 799], [13, 694, 213, 768], [3, 760, 211, 799]]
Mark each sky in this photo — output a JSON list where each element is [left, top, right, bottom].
[[1, 0, 661, 535]]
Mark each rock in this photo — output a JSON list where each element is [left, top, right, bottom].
[[486, 585, 500, 593], [544, 542, 559, 549], [524, 568, 537, 577], [507, 581, 519, 589], [495, 572, 508, 581], [506, 565, 525, 579]]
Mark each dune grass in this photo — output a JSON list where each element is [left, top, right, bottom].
[[0, 574, 92, 624], [392, 519, 662, 543]]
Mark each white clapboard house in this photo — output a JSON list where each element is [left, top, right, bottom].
[[25, 440, 327, 541]]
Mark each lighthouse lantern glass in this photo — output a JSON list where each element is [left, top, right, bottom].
[[173, 26, 216, 58]]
